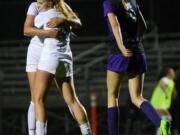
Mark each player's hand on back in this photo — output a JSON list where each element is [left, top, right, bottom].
[[120, 45, 133, 57]]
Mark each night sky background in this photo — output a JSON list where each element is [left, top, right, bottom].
[[0, 0, 180, 40]]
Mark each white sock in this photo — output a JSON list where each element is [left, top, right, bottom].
[[28, 101, 36, 135], [80, 122, 92, 135], [156, 128, 161, 135], [161, 115, 172, 121], [36, 121, 46, 135]]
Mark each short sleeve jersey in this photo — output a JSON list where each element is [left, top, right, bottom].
[[27, 2, 39, 16], [26, 2, 44, 44], [35, 8, 71, 45], [103, 0, 144, 54], [151, 77, 174, 109]]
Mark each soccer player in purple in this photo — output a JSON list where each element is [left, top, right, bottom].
[[103, 0, 171, 135]]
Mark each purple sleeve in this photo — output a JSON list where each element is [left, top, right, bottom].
[[103, 0, 115, 17]]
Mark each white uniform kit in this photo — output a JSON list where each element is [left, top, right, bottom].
[[26, 2, 73, 77], [26, 2, 44, 72]]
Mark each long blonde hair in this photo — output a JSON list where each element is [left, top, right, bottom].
[[55, 0, 78, 19]]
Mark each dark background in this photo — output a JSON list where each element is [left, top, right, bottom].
[[0, 1, 180, 135], [0, 0, 180, 40]]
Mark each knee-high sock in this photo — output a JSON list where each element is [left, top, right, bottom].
[[80, 122, 92, 135], [140, 101, 161, 127], [36, 121, 46, 135], [28, 101, 36, 135], [108, 107, 119, 135]]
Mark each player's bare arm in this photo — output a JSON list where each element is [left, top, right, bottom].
[[107, 12, 133, 57], [47, 16, 81, 28], [24, 15, 59, 38]]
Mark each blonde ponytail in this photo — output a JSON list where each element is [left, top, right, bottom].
[[56, 0, 78, 19]]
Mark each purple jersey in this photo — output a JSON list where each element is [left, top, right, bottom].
[[103, 0, 145, 54]]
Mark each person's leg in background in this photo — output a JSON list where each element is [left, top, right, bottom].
[[55, 76, 93, 135], [128, 73, 171, 135]]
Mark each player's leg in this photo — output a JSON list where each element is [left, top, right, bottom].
[[128, 73, 171, 135], [128, 73, 161, 125], [26, 43, 43, 135], [34, 70, 54, 135], [107, 70, 124, 135], [54, 78, 76, 119], [27, 72, 36, 135], [55, 75, 92, 135]]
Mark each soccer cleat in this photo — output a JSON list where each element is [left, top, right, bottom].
[[160, 120, 171, 135]]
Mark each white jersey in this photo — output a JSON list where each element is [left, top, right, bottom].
[[36, 8, 72, 64], [27, 2, 44, 44], [27, 2, 39, 16], [26, 2, 43, 72], [26, 2, 73, 76], [36, 8, 73, 75]]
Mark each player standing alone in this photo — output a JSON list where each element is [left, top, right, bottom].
[[103, 0, 171, 134]]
